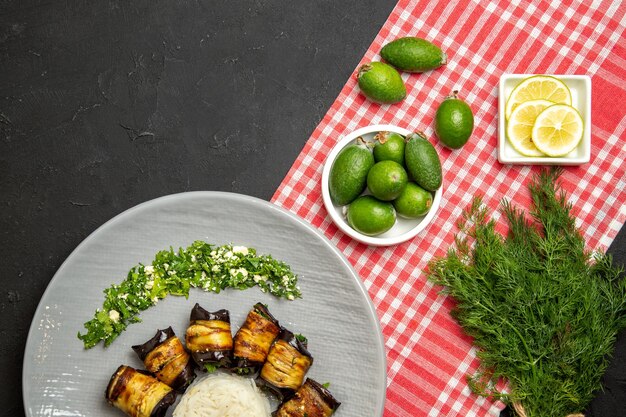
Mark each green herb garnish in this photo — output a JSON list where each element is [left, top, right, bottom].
[[235, 367, 253, 375], [428, 169, 626, 417], [204, 363, 217, 373], [77, 241, 301, 349]]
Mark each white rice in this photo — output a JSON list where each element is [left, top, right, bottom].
[[173, 372, 271, 417]]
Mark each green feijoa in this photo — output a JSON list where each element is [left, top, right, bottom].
[[328, 138, 375, 206], [380, 37, 447, 73], [373, 131, 406, 164], [435, 91, 474, 149], [367, 160, 408, 201], [356, 62, 406, 104], [404, 132, 442, 191], [346, 195, 396, 236], [393, 182, 433, 218]]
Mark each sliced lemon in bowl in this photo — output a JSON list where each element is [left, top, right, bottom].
[[531, 104, 584, 157], [505, 75, 572, 120], [506, 99, 554, 156]]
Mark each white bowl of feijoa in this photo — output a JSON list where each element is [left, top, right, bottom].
[[321, 124, 443, 247]]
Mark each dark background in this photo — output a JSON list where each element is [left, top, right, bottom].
[[1, 1, 624, 416]]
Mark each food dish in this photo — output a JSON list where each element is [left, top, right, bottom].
[[321, 124, 443, 246], [173, 372, 271, 417], [109, 301, 337, 417], [22, 192, 386, 417], [498, 74, 591, 165], [275, 378, 341, 417], [132, 326, 196, 391]]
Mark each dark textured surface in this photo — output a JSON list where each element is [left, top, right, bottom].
[[1, 1, 624, 416]]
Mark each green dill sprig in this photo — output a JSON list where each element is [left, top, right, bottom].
[[427, 168, 626, 417], [77, 241, 301, 349]]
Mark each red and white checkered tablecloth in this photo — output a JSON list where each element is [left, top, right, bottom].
[[272, 1, 626, 416]]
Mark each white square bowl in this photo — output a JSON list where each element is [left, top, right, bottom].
[[498, 74, 591, 165]]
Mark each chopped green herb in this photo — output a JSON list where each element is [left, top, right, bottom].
[[322, 382, 331, 389], [235, 367, 253, 375], [254, 303, 272, 321], [295, 333, 308, 344], [77, 241, 302, 349], [204, 363, 217, 373], [427, 169, 626, 417]]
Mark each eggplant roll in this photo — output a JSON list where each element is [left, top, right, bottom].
[[131, 327, 195, 390], [185, 303, 233, 368], [233, 303, 281, 371], [260, 328, 313, 398], [105, 365, 176, 417], [274, 378, 341, 417]]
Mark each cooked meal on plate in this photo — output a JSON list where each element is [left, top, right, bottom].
[[275, 378, 342, 417], [232, 302, 282, 374], [105, 302, 341, 417], [132, 327, 196, 391], [106, 365, 176, 417], [185, 304, 234, 370], [259, 327, 314, 400]]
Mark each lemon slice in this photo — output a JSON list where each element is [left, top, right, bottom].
[[506, 99, 554, 156], [505, 75, 571, 120], [531, 104, 584, 157]]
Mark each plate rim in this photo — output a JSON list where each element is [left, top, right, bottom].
[[22, 191, 387, 417]]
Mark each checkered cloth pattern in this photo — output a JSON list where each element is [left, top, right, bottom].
[[272, 1, 626, 415]]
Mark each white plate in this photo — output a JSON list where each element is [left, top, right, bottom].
[[321, 124, 443, 247], [498, 74, 591, 165], [22, 192, 386, 417]]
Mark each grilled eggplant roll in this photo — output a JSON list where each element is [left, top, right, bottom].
[[274, 378, 341, 417], [233, 303, 281, 374], [185, 303, 233, 369], [105, 365, 176, 417], [132, 327, 195, 391], [260, 328, 313, 399]]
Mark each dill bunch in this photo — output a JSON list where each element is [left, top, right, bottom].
[[427, 168, 626, 417]]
